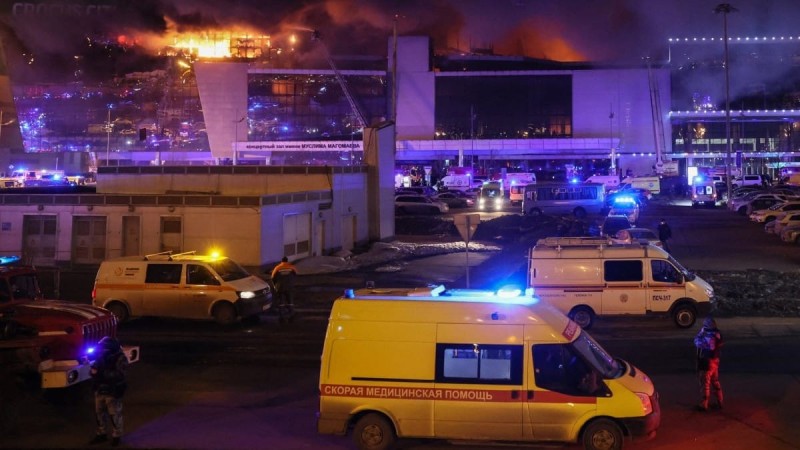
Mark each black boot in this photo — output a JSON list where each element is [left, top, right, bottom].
[[89, 434, 108, 445]]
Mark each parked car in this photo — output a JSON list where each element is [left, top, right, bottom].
[[732, 193, 789, 215], [601, 215, 632, 238], [395, 195, 449, 215], [611, 227, 663, 248], [771, 212, 800, 235], [780, 226, 800, 244], [432, 191, 473, 208], [750, 202, 800, 223], [737, 195, 788, 216], [732, 174, 769, 188]]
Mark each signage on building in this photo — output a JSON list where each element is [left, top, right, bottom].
[[241, 141, 363, 152]]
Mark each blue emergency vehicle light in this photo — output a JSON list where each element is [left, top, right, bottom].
[[0, 255, 21, 265], [344, 289, 355, 299], [613, 196, 636, 205]]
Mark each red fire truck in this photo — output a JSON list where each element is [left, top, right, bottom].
[[0, 256, 139, 389]]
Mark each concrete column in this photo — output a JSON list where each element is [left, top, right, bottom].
[[364, 122, 396, 241]]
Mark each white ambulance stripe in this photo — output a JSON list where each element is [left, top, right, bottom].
[[23, 303, 101, 320]]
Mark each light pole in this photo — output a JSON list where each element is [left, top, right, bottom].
[[609, 104, 616, 176], [105, 106, 112, 166], [715, 3, 737, 207]]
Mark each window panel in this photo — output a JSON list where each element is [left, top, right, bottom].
[[436, 343, 522, 385]]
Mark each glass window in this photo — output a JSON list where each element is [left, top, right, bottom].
[[651, 260, 680, 283], [186, 264, 219, 285], [145, 264, 182, 284], [604, 260, 642, 282], [9, 274, 39, 300], [436, 343, 522, 385], [533, 343, 607, 396], [208, 258, 250, 282]]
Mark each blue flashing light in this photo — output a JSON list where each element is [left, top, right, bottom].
[[86, 346, 96, 355], [570, 177, 579, 184], [694, 175, 705, 183], [344, 289, 355, 299], [613, 196, 636, 205], [0, 255, 21, 266], [497, 287, 522, 298]]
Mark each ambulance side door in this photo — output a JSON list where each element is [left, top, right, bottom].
[[601, 259, 647, 314], [142, 263, 184, 317], [525, 337, 599, 441], [646, 259, 685, 313], [434, 324, 524, 440]]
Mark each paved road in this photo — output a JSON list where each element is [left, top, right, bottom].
[[3, 199, 800, 450]]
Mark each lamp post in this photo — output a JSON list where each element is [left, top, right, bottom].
[[105, 106, 111, 166], [715, 3, 737, 208], [609, 104, 616, 176]]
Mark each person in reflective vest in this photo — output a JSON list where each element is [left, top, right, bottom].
[[270, 256, 298, 320], [693, 316, 724, 411]]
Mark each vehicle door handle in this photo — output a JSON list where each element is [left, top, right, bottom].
[[527, 390, 534, 400], [511, 390, 519, 399]]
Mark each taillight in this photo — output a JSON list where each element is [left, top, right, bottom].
[[91, 286, 96, 300]]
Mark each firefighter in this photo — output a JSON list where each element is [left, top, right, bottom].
[[89, 337, 129, 446], [270, 256, 298, 322], [694, 316, 724, 411]]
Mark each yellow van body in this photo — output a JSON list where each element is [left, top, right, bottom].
[[318, 286, 660, 450], [528, 237, 714, 329], [92, 252, 272, 325]]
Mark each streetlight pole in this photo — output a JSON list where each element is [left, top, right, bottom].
[[609, 104, 616, 176], [106, 106, 111, 167], [715, 3, 737, 208]]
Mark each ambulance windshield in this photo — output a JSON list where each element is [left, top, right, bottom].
[[208, 258, 250, 281], [570, 332, 623, 379]]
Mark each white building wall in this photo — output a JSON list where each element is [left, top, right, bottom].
[[573, 68, 671, 176], [393, 36, 436, 140], [194, 62, 249, 160]]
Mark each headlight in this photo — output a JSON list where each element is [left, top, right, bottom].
[[706, 287, 714, 298], [635, 392, 653, 415], [494, 197, 502, 206], [239, 291, 256, 299]]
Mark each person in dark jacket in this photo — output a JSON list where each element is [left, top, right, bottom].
[[657, 218, 673, 251], [270, 256, 298, 321], [694, 316, 724, 411], [89, 336, 129, 446]]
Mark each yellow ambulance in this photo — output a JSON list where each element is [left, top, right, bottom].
[[317, 285, 660, 450]]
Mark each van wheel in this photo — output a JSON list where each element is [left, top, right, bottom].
[[573, 207, 587, 218], [673, 303, 697, 328], [106, 302, 129, 323], [582, 418, 623, 450], [212, 302, 237, 326], [352, 413, 396, 450], [569, 306, 594, 329]]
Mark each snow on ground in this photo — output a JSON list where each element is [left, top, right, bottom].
[[293, 240, 501, 275]]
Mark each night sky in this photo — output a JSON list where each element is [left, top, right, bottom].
[[3, 0, 800, 63]]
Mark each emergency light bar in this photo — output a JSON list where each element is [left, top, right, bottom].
[[0, 255, 21, 266], [344, 285, 538, 305]]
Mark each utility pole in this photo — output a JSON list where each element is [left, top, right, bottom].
[[715, 3, 737, 208], [609, 104, 615, 176]]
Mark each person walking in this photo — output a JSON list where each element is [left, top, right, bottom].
[[658, 218, 672, 251], [270, 256, 298, 322], [89, 337, 129, 447], [694, 316, 724, 411]]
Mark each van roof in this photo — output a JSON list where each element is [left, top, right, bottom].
[[532, 237, 668, 258], [103, 251, 229, 263], [331, 285, 576, 335]]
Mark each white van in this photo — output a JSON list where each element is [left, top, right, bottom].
[[318, 285, 660, 450], [585, 175, 620, 191], [528, 237, 714, 329], [92, 251, 272, 325], [691, 176, 717, 208]]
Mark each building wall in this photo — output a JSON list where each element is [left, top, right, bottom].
[[0, 169, 368, 269], [573, 68, 671, 176], [393, 36, 436, 140], [194, 62, 249, 160]]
